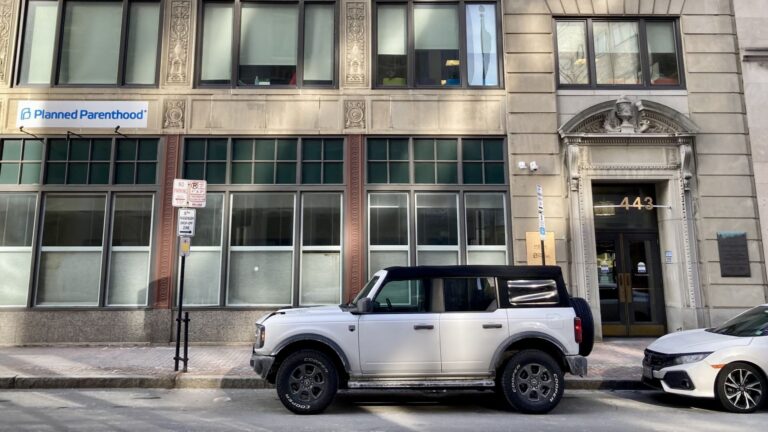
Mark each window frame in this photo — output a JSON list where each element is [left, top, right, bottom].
[[553, 17, 686, 90], [178, 137, 346, 310], [0, 193, 40, 308], [0, 135, 163, 310], [372, 0, 504, 89], [195, 0, 340, 89], [365, 136, 511, 276], [14, 0, 165, 88]]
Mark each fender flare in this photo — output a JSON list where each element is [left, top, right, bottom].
[[489, 331, 568, 372], [271, 334, 352, 373]]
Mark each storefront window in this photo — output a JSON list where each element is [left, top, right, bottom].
[[416, 193, 459, 265], [300, 193, 342, 304], [368, 193, 409, 276], [465, 193, 506, 265], [18, 0, 162, 86], [37, 195, 106, 306], [107, 195, 153, 306], [182, 193, 223, 306], [0, 194, 36, 306]]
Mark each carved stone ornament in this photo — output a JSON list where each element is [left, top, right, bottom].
[[164, 99, 185, 129], [166, 0, 192, 85], [344, 100, 365, 129], [0, 0, 15, 85], [345, 3, 367, 86], [561, 96, 697, 136]]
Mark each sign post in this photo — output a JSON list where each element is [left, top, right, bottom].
[[537, 185, 546, 266], [172, 179, 206, 372]]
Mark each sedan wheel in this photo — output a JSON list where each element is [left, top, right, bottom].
[[716, 362, 766, 413]]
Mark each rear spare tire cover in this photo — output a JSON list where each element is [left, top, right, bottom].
[[570, 297, 595, 356]]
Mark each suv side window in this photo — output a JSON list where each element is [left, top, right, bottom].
[[442, 277, 498, 312], [373, 279, 430, 313], [499, 279, 560, 307]]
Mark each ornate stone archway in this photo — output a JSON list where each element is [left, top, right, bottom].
[[559, 97, 702, 338]]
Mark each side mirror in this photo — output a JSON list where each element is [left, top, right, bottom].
[[353, 297, 373, 314]]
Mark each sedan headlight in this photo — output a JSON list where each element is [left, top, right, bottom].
[[254, 324, 265, 348], [671, 352, 712, 366]]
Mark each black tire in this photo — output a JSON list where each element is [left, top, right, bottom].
[[715, 362, 766, 413], [570, 297, 595, 356], [275, 349, 338, 414], [499, 350, 565, 414]]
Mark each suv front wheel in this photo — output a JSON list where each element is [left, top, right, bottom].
[[275, 349, 339, 414], [499, 350, 565, 414]]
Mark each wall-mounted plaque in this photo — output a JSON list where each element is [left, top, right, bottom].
[[717, 232, 750, 277], [526, 232, 556, 265]]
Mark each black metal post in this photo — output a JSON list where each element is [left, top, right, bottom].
[[183, 312, 190, 372], [541, 238, 546, 266], [174, 253, 186, 371]]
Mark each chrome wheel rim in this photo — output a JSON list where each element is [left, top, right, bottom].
[[514, 363, 554, 403], [724, 368, 762, 410], [288, 363, 326, 403]]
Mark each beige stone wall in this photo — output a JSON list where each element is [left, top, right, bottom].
[[734, 0, 768, 323], [505, 0, 767, 326]]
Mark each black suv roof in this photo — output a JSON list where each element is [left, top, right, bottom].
[[382, 265, 564, 280]]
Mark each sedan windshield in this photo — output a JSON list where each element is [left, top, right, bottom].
[[708, 306, 768, 337]]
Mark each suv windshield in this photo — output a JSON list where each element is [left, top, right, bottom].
[[349, 276, 379, 306], [708, 306, 768, 337]]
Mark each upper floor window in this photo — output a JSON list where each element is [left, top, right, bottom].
[[374, 1, 501, 88], [198, 0, 337, 87], [18, 0, 162, 86], [555, 19, 683, 88]]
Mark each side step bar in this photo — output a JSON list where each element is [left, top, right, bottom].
[[347, 379, 495, 389]]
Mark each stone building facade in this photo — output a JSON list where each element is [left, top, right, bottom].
[[0, 0, 765, 344]]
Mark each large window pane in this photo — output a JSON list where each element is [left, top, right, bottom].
[[414, 5, 460, 86], [301, 194, 341, 305], [38, 196, 105, 306], [466, 4, 498, 86], [59, 1, 123, 84], [369, 193, 408, 245], [183, 194, 223, 306], [239, 4, 298, 86], [125, 2, 161, 85], [377, 4, 407, 86], [108, 196, 152, 306], [557, 21, 589, 85], [647, 21, 680, 85], [303, 4, 334, 85], [0, 194, 36, 306], [19, 1, 59, 84], [465, 194, 505, 246], [416, 194, 458, 246], [231, 194, 294, 246], [42, 196, 105, 247], [228, 251, 292, 305], [593, 21, 641, 85], [201, 2, 233, 83]]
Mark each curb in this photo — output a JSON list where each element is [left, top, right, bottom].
[[0, 376, 646, 391]]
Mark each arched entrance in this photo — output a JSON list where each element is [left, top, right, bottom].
[[560, 96, 701, 338]]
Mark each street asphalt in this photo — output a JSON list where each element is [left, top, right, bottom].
[[0, 388, 765, 431]]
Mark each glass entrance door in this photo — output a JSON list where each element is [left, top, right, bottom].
[[598, 232, 666, 336]]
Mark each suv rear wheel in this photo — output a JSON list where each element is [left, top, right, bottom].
[[275, 349, 338, 414], [499, 350, 564, 414]]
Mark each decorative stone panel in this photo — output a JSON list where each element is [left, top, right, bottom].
[[154, 135, 181, 309], [163, 99, 186, 129], [344, 100, 365, 129], [344, 135, 365, 301], [344, 2, 368, 87], [0, 0, 18, 87], [165, 0, 193, 85]]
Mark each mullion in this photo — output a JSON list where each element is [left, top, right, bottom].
[[117, 0, 131, 85], [51, 0, 65, 85]]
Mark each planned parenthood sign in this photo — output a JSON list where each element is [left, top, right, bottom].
[[17, 101, 149, 128]]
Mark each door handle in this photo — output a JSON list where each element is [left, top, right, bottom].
[[413, 324, 434, 330], [483, 324, 503, 329]]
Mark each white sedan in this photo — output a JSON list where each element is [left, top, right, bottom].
[[643, 304, 768, 413]]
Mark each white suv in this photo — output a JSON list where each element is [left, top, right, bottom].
[[250, 265, 593, 414]]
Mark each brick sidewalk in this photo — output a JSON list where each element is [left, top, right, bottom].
[[0, 339, 651, 390]]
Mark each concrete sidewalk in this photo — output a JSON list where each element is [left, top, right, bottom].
[[0, 339, 651, 390]]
